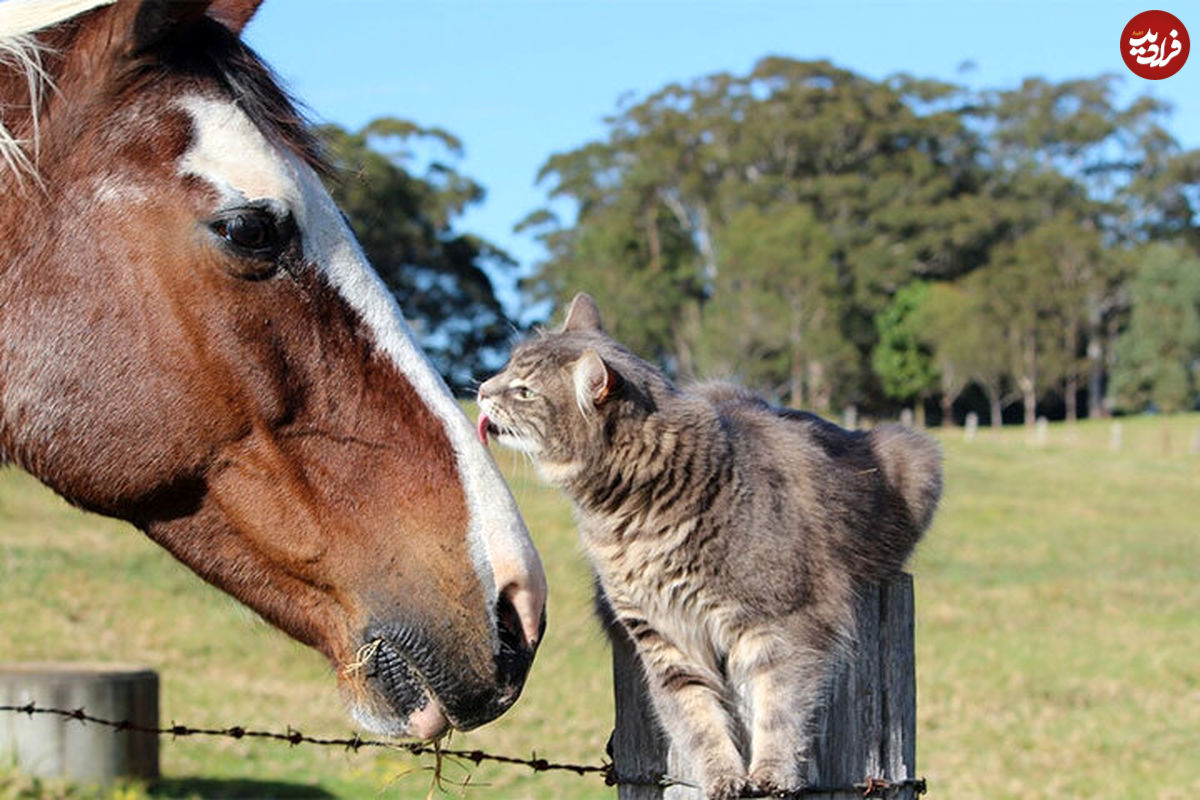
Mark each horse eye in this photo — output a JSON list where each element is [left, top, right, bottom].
[[209, 208, 291, 269]]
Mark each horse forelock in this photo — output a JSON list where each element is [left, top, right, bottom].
[[0, 1, 114, 185], [0, 0, 326, 189]]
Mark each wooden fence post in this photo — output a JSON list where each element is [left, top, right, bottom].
[[611, 574, 917, 799]]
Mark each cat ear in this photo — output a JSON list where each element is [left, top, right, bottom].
[[574, 349, 614, 409], [561, 293, 604, 333]]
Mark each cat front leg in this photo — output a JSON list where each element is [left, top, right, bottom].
[[616, 615, 747, 800], [729, 619, 842, 795]]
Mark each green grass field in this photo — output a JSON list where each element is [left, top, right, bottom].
[[2, 413, 1197, 799]]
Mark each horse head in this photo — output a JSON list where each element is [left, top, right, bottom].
[[0, 0, 546, 739]]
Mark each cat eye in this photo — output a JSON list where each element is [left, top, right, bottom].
[[514, 386, 537, 400]]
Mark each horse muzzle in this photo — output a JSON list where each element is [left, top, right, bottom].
[[357, 595, 544, 737]]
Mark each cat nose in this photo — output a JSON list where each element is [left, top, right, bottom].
[[477, 376, 499, 402]]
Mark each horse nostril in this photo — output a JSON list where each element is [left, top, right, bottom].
[[497, 581, 544, 656], [496, 590, 528, 653], [494, 589, 539, 696], [499, 579, 545, 652]]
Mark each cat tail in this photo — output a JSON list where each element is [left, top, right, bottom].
[[867, 424, 943, 535]]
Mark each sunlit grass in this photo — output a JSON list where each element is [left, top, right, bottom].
[[915, 413, 1199, 800], [1, 412, 1197, 798]]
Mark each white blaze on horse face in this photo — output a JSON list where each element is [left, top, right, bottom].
[[176, 95, 547, 650]]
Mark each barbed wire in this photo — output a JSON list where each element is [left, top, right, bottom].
[[0, 703, 926, 797]]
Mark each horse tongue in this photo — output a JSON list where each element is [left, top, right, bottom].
[[477, 413, 490, 445]]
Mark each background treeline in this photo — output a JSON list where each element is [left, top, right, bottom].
[[322, 58, 1200, 424]]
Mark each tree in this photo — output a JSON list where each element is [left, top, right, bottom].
[[1112, 243, 1200, 413], [320, 119, 515, 391], [516, 199, 702, 371], [873, 282, 938, 424], [697, 205, 845, 409], [525, 58, 988, 403], [973, 76, 1176, 419], [519, 61, 1197, 423]]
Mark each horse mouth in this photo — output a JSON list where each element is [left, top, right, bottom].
[[353, 628, 526, 738], [361, 636, 451, 739]]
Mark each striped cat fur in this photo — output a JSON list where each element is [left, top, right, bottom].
[[477, 293, 941, 799]]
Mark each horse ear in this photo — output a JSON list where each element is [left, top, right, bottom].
[[207, 0, 266, 33], [107, 0, 213, 55], [574, 349, 615, 409], [561, 293, 604, 333]]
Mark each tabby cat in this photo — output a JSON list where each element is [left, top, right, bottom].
[[477, 293, 941, 799]]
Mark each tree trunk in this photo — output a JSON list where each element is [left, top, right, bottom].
[[673, 299, 700, 379], [1022, 387, 1037, 429], [1063, 320, 1079, 424], [914, 400, 926, 429], [645, 205, 662, 273], [808, 360, 831, 415], [1086, 301, 1105, 419], [789, 299, 805, 409], [979, 380, 1004, 428], [696, 202, 717, 282], [940, 392, 954, 427], [1020, 331, 1037, 429], [789, 353, 806, 409]]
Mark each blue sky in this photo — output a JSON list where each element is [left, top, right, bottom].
[[244, 1, 1199, 315]]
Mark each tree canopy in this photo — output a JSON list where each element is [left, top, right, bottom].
[[519, 57, 1199, 422], [320, 118, 515, 392], [324, 62, 1199, 422]]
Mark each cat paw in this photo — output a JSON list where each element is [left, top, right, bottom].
[[747, 761, 804, 797], [702, 770, 749, 800]]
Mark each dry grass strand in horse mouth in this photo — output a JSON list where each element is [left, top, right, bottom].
[[341, 637, 382, 678]]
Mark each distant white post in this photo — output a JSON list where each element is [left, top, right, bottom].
[[1034, 416, 1049, 447], [964, 412, 979, 443], [0, 664, 159, 782]]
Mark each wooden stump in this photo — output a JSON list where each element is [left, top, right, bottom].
[[611, 575, 917, 799], [0, 663, 159, 782]]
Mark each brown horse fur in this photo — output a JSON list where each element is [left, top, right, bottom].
[[0, 0, 545, 739]]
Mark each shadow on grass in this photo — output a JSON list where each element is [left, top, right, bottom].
[[150, 777, 335, 799]]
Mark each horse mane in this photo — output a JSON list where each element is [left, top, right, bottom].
[[0, 0, 327, 188]]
